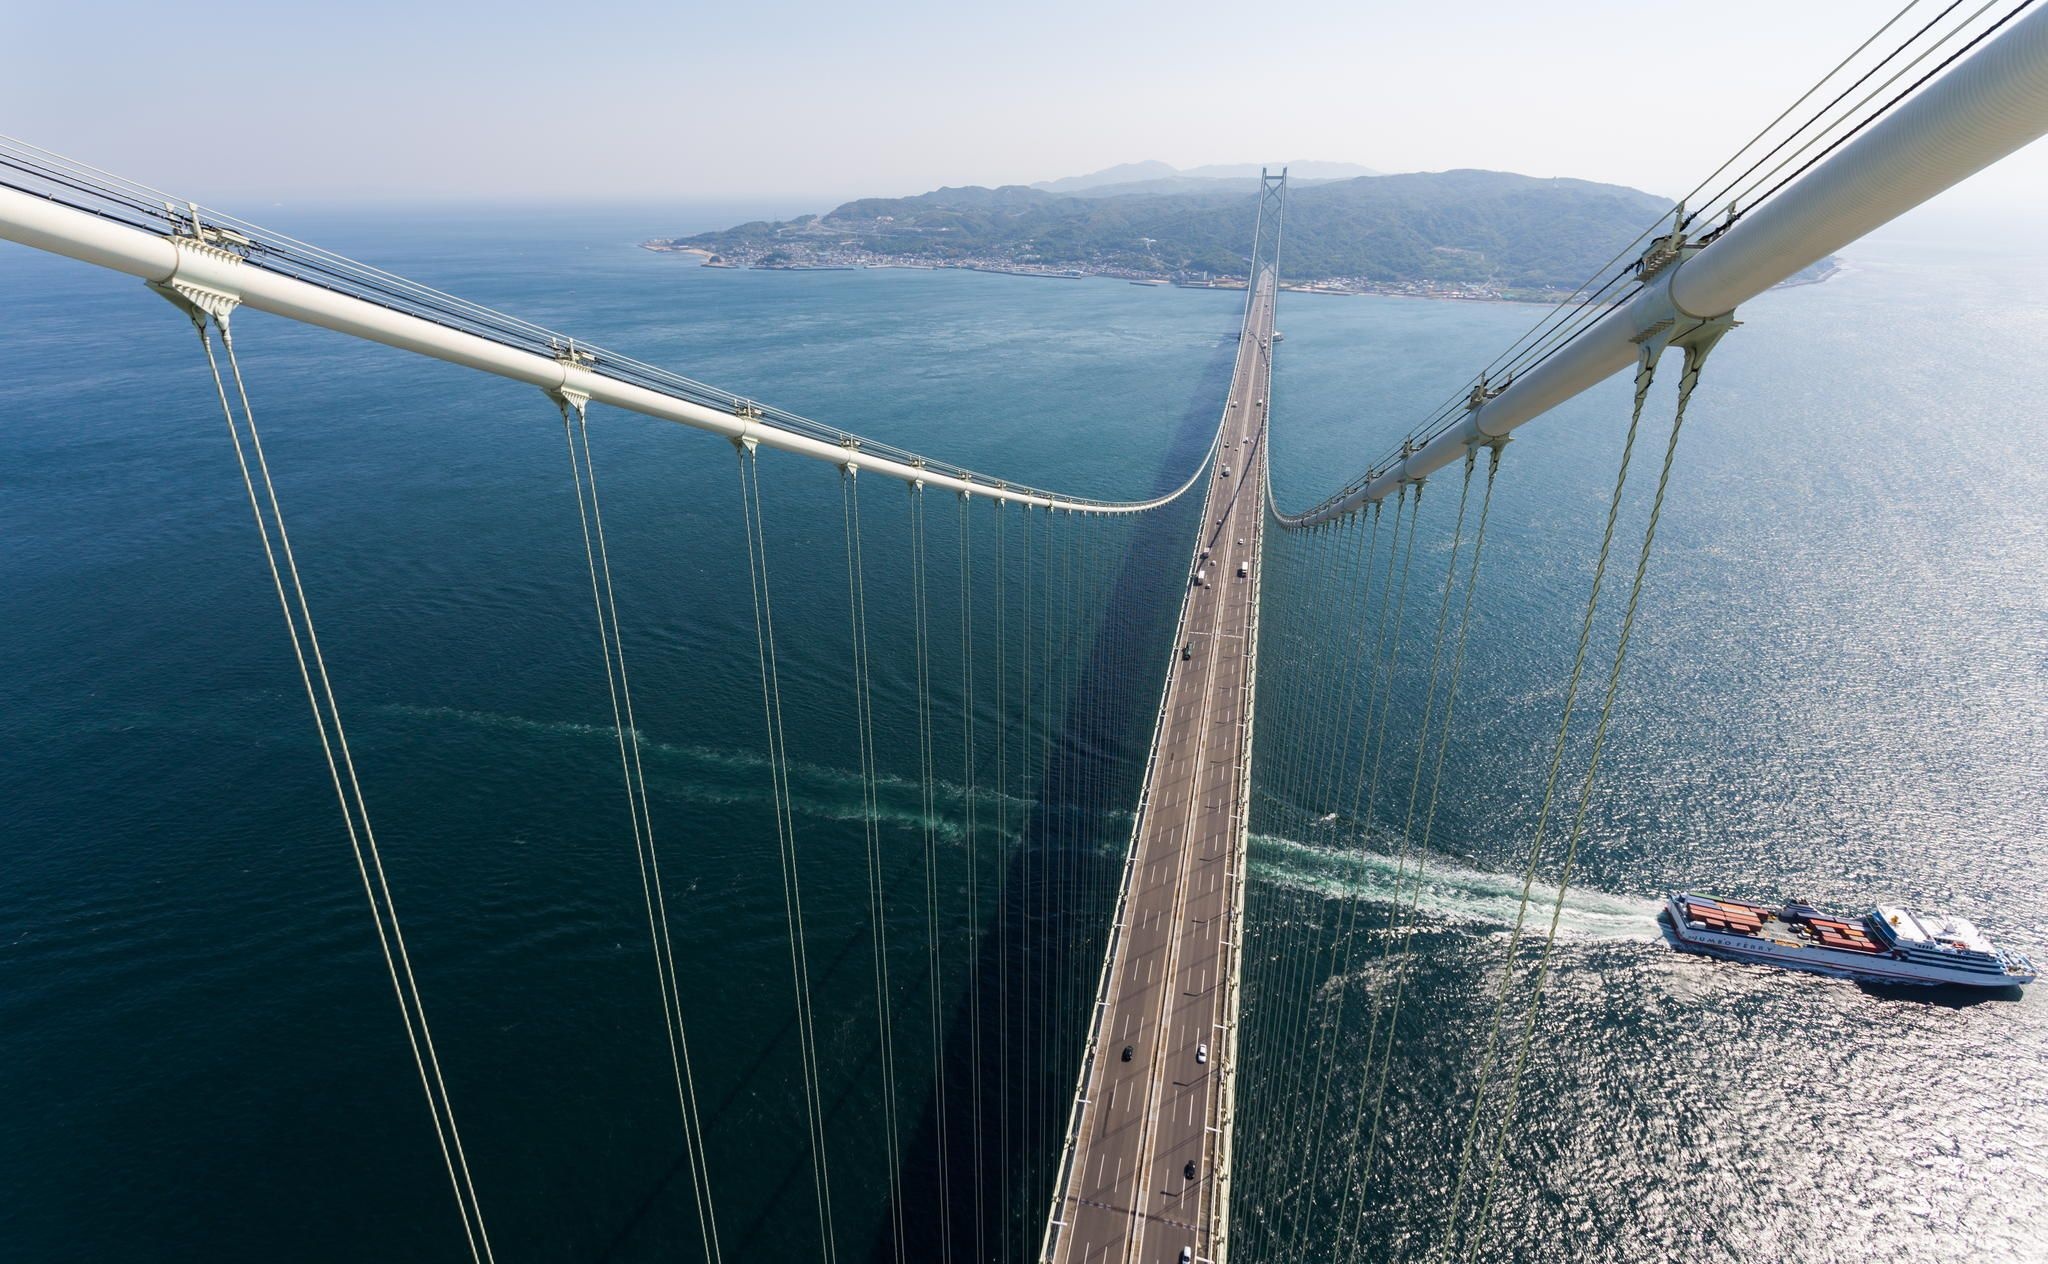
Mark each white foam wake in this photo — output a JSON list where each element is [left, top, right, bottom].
[[1248, 833, 1662, 942]]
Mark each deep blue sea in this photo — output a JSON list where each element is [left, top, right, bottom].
[[2, 200, 2043, 1263]]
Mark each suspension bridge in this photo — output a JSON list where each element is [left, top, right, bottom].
[[4, 5, 2046, 1262]]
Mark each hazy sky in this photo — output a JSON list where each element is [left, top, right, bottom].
[[6, 0, 2044, 210]]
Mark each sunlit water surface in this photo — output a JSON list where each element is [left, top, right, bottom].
[[1, 202, 2042, 1262]]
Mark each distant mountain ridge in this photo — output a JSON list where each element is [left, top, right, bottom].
[[659, 168, 1693, 296], [1031, 159, 1378, 196]]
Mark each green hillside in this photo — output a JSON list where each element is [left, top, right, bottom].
[[665, 169, 1691, 291]]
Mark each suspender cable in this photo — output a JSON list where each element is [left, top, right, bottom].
[[1053, 504, 1073, 1219], [841, 469, 906, 1263], [1312, 516, 1380, 836], [1242, 518, 1362, 1261], [1268, 524, 1345, 838], [1240, 519, 1359, 1261], [1344, 446, 1503, 1264], [1015, 503, 1036, 1244], [1283, 518, 1382, 1175], [956, 493, 987, 1264], [1324, 486, 1446, 1247], [1071, 521, 1094, 1064], [1261, 522, 1326, 837], [906, 483, 954, 1264], [559, 394, 721, 1264], [1440, 346, 1663, 1247], [1054, 511, 1081, 1132], [1081, 518, 1114, 1108], [1464, 338, 1719, 1260], [1247, 524, 1348, 1207], [735, 446, 837, 1264], [1331, 452, 1481, 1260], [1257, 495, 1405, 1263], [992, 498, 1015, 1263], [1281, 485, 1425, 1263], [1086, 520, 1124, 1086], [1036, 503, 1057, 1221], [191, 314, 493, 1263]]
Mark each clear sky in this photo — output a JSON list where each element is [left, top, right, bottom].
[[6, 0, 2044, 211]]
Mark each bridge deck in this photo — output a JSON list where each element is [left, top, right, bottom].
[[1046, 281, 1273, 1264]]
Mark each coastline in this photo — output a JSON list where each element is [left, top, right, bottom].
[[640, 243, 1843, 305]]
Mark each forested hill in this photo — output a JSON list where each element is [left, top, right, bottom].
[[660, 169, 1689, 294]]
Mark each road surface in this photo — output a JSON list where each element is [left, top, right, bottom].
[[1045, 278, 1275, 1264]]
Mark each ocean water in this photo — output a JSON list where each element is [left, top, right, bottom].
[[1, 201, 2043, 1263]]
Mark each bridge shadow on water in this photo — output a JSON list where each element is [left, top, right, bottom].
[[595, 850, 940, 1262], [877, 329, 1238, 1264]]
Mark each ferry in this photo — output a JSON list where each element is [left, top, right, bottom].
[[1663, 893, 2035, 988]]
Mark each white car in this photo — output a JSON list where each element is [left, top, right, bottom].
[[1196, 1042, 1208, 1064]]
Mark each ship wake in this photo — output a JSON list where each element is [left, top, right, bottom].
[[1248, 832, 1662, 942]]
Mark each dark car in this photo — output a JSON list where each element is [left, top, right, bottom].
[[1183, 1160, 1197, 1181], [1121, 1045, 1134, 1062]]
